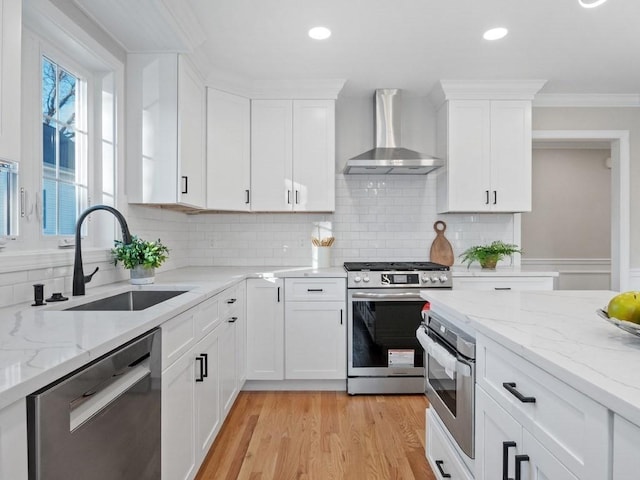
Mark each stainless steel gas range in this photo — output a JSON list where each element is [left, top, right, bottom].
[[344, 261, 452, 395]]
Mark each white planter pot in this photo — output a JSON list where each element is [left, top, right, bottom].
[[130, 266, 155, 285]]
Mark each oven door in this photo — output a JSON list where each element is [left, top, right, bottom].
[[348, 289, 425, 377], [418, 325, 475, 459]]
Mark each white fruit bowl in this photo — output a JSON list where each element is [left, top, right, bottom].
[[597, 309, 640, 337]]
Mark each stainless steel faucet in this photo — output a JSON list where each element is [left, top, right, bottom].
[[72, 205, 133, 296]]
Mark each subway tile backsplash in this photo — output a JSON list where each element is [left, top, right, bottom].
[[188, 174, 516, 267]]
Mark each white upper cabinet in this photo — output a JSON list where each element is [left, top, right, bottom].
[[127, 53, 206, 208], [432, 80, 545, 213], [206, 89, 251, 211], [0, 0, 21, 162], [251, 99, 335, 212]]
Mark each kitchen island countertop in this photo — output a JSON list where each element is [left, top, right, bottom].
[[420, 289, 640, 426]]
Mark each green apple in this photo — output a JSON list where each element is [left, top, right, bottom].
[[607, 291, 640, 324]]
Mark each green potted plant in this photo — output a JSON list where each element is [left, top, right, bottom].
[[459, 240, 522, 270], [112, 235, 169, 284]]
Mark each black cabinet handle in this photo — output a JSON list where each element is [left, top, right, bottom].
[[485, 190, 490, 204], [435, 460, 451, 478], [307, 288, 324, 292], [287, 190, 291, 204], [181, 176, 188, 194], [228, 316, 238, 323], [277, 286, 281, 303], [201, 353, 208, 378], [245, 189, 250, 204], [514, 454, 530, 480], [340, 309, 343, 325], [503, 382, 536, 403], [195, 355, 205, 382], [495, 287, 512, 291], [227, 298, 237, 304], [502, 441, 516, 480], [493, 190, 498, 205], [295, 190, 299, 204]]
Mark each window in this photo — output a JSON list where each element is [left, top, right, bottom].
[[41, 56, 88, 236], [0, 160, 18, 236]]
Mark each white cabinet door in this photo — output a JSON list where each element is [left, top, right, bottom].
[[235, 281, 247, 386], [284, 301, 346, 379], [613, 415, 640, 480], [0, 398, 28, 480], [427, 409, 473, 480], [475, 386, 523, 480], [251, 100, 293, 211], [194, 328, 221, 465], [162, 350, 196, 480], [178, 57, 206, 208], [437, 99, 532, 213], [246, 278, 285, 379], [521, 429, 578, 480], [126, 53, 205, 208], [444, 100, 491, 212], [206, 89, 251, 210], [489, 101, 532, 212], [292, 100, 335, 212], [220, 318, 238, 416], [0, 0, 21, 162]]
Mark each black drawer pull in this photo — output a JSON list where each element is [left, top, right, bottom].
[[307, 288, 324, 292], [502, 441, 516, 480], [495, 287, 512, 290], [195, 355, 205, 382], [503, 382, 536, 403], [226, 298, 237, 304], [181, 176, 188, 194], [514, 454, 529, 480], [435, 460, 451, 478], [228, 316, 238, 323]]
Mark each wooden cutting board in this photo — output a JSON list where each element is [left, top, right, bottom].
[[429, 221, 454, 266]]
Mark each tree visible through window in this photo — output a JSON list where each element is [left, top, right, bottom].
[[42, 56, 88, 236]]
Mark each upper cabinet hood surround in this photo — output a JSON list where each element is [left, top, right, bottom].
[[344, 89, 443, 175]]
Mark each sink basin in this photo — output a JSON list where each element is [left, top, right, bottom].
[[65, 290, 188, 311]]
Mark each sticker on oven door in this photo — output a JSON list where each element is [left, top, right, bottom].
[[388, 349, 414, 367]]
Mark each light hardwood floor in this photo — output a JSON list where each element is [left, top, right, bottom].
[[195, 391, 436, 480]]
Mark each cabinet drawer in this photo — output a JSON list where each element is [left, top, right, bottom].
[[284, 278, 345, 301], [427, 408, 473, 480], [195, 295, 220, 337], [220, 283, 242, 320], [477, 334, 608, 479], [453, 276, 554, 291], [162, 309, 196, 370]]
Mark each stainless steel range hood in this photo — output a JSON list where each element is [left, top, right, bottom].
[[343, 89, 443, 175]]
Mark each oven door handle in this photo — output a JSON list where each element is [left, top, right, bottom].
[[416, 328, 473, 378], [352, 292, 424, 300]]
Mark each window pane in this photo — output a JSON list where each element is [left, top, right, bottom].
[[58, 68, 76, 129], [42, 179, 58, 236], [42, 122, 56, 170], [42, 58, 56, 121], [59, 124, 76, 178], [58, 182, 77, 236]]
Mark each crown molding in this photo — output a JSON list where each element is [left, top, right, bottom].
[[429, 79, 547, 107], [205, 76, 347, 100], [533, 93, 640, 107]]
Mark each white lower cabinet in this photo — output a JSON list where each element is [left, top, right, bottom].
[[613, 414, 640, 480], [427, 408, 472, 480], [246, 278, 285, 380], [162, 281, 246, 480], [475, 334, 608, 480], [476, 386, 577, 480], [0, 398, 28, 480], [284, 278, 346, 379]]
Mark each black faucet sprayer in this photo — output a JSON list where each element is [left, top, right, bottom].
[[72, 205, 133, 296]]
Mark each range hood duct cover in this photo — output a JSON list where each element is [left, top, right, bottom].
[[344, 89, 443, 174]]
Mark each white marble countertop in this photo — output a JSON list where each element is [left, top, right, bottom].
[[450, 265, 559, 277], [420, 289, 640, 426], [0, 265, 345, 410]]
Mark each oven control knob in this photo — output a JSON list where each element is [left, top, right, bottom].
[[362, 276, 370, 283], [439, 275, 449, 283], [354, 276, 362, 283], [430, 276, 439, 283]]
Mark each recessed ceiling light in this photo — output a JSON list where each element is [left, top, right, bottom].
[[308, 26, 331, 40], [578, 0, 609, 8], [483, 27, 509, 41]]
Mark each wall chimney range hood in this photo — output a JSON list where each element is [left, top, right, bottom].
[[343, 89, 443, 175]]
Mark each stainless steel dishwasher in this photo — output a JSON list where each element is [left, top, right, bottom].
[[27, 328, 161, 480]]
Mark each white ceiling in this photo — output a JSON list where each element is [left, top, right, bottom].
[[74, 0, 640, 98]]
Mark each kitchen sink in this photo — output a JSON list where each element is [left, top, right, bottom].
[[64, 290, 188, 311]]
